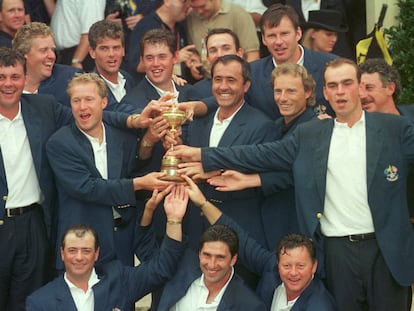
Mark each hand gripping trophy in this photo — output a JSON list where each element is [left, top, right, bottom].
[[160, 95, 187, 181]]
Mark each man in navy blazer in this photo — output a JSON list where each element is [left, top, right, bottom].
[[178, 55, 278, 250], [170, 58, 414, 310], [12, 22, 82, 107], [26, 186, 188, 311], [157, 185, 265, 311], [46, 73, 174, 269], [246, 4, 336, 120], [181, 175, 336, 310], [88, 20, 138, 114]]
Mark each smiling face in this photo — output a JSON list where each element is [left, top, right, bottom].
[[0, 62, 25, 118], [61, 231, 99, 285], [206, 33, 243, 65], [278, 246, 317, 301], [212, 60, 250, 115], [359, 72, 395, 113], [262, 16, 302, 65], [141, 42, 178, 90], [69, 82, 107, 138], [274, 74, 310, 124], [89, 36, 124, 82], [0, 0, 25, 36], [199, 241, 237, 288], [24, 35, 56, 82]]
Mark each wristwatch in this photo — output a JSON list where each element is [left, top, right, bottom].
[[141, 139, 153, 148], [71, 58, 82, 64]]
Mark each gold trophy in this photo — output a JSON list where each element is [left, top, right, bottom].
[[160, 96, 186, 181]]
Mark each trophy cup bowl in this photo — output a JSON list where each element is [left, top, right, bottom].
[[160, 105, 186, 181]]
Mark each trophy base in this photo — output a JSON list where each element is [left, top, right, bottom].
[[160, 155, 184, 182]]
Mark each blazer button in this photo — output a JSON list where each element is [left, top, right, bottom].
[[2, 195, 7, 201], [316, 213, 323, 219], [0, 220, 4, 225]]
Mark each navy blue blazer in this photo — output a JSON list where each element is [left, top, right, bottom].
[[157, 248, 266, 311], [26, 236, 185, 311], [93, 68, 138, 113], [0, 94, 73, 236], [217, 214, 336, 310], [39, 64, 82, 106], [193, 77, 213, 98], [260, 108, 316, 250], [246, 49, 336, 120], [46, 123, 140, 269], [202, 112, 414, 286], [182, 103, 279, 248]]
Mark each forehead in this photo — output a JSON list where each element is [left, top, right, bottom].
[[142, 42, 172, 55], [325, 63, 357, 83], [31, 35, 54, 46], [208, 33, 236, 47], [64, 232, 96, 248], [213, 61, 242, 76], [263, 15, 296, 34], [70, 82, 100, 95], [274, 74, 303, 87], [201, 240, 231, 255], [279, 246, 312, 262], [191, 0, 209, 8], [0, 63, 24, 74], [361, 72, 382, 84], [1, 0, 24, 9], [96, 36, 123, 46]]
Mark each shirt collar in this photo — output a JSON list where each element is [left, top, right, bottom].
[[272, 45, 304, 68]]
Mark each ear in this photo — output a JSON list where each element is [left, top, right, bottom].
[[60, 247, 65, 261], [89, 47, 96, 59], [173, 50, 179, 65], [323, 87, 328, 101], [101, 97, 108, 110], [230, 254, 238, 267], [386, 81, 396, 97], [304, 88, 312, 100], [243, 80, 251, 93], [312, 259, 318, 275], [296, 26, 302, 42], [237, 48, 244, 58], [94, 247, 100, 262]]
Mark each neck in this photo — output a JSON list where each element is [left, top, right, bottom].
[[24, 74, 41, 93], [382, 103, 400, 115], [156, 6, 175, 30], [217, 103, 242, 121], [66, 274, 91, 293], [204, 272, 231, 303], [98, 69, 119, 84]]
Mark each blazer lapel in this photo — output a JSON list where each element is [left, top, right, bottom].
[[105, 128, 123, 179], [217, 105, 247, 146], [313, 120, 334, 202], [55, 277, 78, 311], [365, 114, 383, 190]]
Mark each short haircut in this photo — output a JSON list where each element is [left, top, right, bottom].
[[67, 72, 108, 98], [205, 28, 240, 52], [88, 19, 124, 49], [12, 22, 53, 55], [140, 28, 177, 56], [0, 0, 24, 11], [359, 58, 401, 102], [271, 63, 316, 107], [0, 47, 26, 73], [260, 3, 300, 33], [61, 224, 100, 251], [211, 54, 251, 84], [324, 57, 361, 84], [199, 224, 239, 257], [277, 234, 316, 263]]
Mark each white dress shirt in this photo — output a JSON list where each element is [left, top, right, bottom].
[[64, 268, 100, 311]]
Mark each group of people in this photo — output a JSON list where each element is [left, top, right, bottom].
[[0, 0, 412, 311]]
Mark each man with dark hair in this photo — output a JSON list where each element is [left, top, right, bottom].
[[127, 0, 194, 82], [359, 58, 414, 231], [26, 186, 187, 311], [88, 19, 138, 113], [12, 22, 82, 106], [0, 0, 25, 48], [192, 28, 244, 98], [158, 186, 265, 311], [246, 3, 336, 120], [169, 176, 336, 310], [170, 58, 414, 310]]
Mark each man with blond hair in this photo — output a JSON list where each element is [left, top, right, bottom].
[[12, 22, 82, 106]]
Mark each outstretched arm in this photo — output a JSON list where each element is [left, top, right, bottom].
[[164, 185, 188, 242], [207, 170, 261, 191]]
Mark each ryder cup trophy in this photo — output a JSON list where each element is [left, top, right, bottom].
[[160, 97, 186, 181]]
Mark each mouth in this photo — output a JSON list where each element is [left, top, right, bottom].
[[80, 113, 91, 121]]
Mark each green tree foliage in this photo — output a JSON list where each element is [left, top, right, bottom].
[[386, 0, 414, 104]]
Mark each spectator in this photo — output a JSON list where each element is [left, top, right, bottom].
[[301, 9, 348, 54], [51, 0, 106, 71], [187, 0, 260, 63], [0, 0, 25, 48]]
